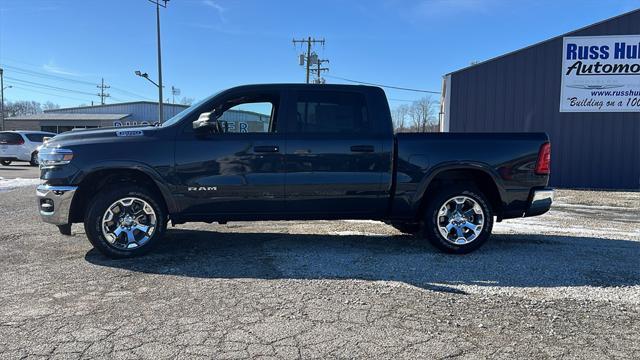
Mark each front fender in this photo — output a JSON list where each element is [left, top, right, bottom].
[[71, 160, 178, 214]]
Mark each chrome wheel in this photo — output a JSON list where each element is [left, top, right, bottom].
[[437, 196, 485, 245], [101, 197, 157, 250]]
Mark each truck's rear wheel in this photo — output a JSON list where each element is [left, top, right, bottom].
[[421, 186, 493, 254], [0, 160, 11, 166], [84, 185, 166, 258]]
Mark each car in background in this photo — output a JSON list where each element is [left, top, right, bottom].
[[0, 130, 57, 166]]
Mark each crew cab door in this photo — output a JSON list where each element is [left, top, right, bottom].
[[173, 90, 286, 216], [283, 89, 392, 216]]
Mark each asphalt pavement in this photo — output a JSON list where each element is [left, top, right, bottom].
[[0, 186, 638, 359], [0, 163, 40, 180]]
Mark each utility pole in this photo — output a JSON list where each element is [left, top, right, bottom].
[[148, 0, 169, 123], [0, 68, 4, 131], [292, 37, 325, 84], [96, 78, 110, 105], [314, 58, 329, 84]]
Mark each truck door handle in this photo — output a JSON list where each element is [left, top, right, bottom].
[[350, 145, 374, 153], [254, 145, 279, 153]]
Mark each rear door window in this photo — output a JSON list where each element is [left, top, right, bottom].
[[0, 132, 24, 145], [25, 133, 47, 142], [292, 91, 369, 133]]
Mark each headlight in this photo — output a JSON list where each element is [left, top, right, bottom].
[[39, 148, 74, 167]]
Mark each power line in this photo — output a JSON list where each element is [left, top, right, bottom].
[[0, 63, 154, 101], [109, 86, 154, 101], [0, 63, 96, 86], [325, 74, 440, 94], [9, 85, 91, 103], [109, 95, 128, 103], [5, 77, 98, 96], [6, 75, 149, 103], [388, 98, 420, 102]]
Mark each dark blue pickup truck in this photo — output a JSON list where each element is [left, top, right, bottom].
[[36, 84, 553, 258]]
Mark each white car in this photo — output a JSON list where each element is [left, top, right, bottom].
[[0, 131, 57, 166]]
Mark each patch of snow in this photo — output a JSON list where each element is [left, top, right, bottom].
[[0, 178, 43, 192], [331, 231, 388, 237], [494, 220, 640, 240], [342, 220, 386, 225], [552, 203, 636, 211]]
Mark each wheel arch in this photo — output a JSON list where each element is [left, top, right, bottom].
[[414, 163, 504, 220], [69, 163, 176, 223]]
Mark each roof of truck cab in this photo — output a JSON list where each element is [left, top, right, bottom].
[[224, 83, 381, 91]]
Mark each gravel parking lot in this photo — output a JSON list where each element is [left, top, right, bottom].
[[0, 184, 639, 359]]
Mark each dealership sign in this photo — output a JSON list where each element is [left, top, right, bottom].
[[561, 35, 640, 112], [113, 120, 150, 127]]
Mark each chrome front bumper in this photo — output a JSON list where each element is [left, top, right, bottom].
[[525, 188, 554, 217], [36, 185, 78, 225]]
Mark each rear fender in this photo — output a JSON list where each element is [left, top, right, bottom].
[[412, 161, 506, 213]]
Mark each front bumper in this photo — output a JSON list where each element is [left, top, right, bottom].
[[525, 188, 554, 217], [36, 185, 78, 225]]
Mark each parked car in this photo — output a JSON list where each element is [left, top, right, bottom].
[[0, 130, 56, 166], [35, 84, 553, 258]]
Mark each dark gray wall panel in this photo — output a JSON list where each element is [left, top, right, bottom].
[[448, 10, 640, 189]]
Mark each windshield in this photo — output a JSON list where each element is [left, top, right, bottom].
[[161, 92, 219, 127]]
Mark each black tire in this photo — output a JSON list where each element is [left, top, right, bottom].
[[421, 185, 494, 254], [0, 160, 11, 166], [391, 223, 420, 235], [84, 185, 166, 258], [57, 224, 72, 236], [30, 152, 39, 166]]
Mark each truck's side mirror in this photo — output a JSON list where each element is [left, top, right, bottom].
[[193, 111, 220, 135]]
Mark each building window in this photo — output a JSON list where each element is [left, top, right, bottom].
[[41, 126, 58, 133]]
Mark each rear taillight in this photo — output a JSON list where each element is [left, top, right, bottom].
[[535, 142, 551, 175]]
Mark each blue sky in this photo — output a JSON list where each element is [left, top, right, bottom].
[[1, 0, 639, 108]]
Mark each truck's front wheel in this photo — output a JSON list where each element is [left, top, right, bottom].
[[421, 186, 493, 254], [84, 185, 166, 258]]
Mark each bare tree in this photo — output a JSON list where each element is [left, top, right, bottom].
[[180, 97, 195, 106], [390, 97, 439, 133], [391, 104, 410, 132], [4, 100, 43, 117], [42, 101, 60, 111]]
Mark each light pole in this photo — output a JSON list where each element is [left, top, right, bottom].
[[135, 71, 165, 124], [0, 68, 5, 131], [148, 0, 169, 124], [135, 70, 160, 88]]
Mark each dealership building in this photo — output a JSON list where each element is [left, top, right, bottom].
[[5, 101, 270, 134], [440, 9, 640, 189]]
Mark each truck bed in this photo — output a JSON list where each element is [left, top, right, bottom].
[[390, 132, 550, 220]]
